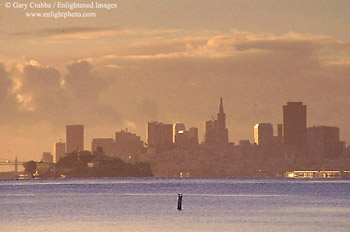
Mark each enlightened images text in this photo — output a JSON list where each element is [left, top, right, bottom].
[[9, 2, 118, 10]]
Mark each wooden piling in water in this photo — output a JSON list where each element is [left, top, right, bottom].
[[177, 193, 183, 210]]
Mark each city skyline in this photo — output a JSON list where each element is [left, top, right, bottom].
[[5, 99, 348, 178], [0, 97, 349, 166], [53, 100, 347, 162], [1, 0, 350, 163]]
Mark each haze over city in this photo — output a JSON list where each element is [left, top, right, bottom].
[[1, 0, 350, 164]]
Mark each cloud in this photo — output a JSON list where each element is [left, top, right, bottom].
[[64, 60, 111, 103], [8, 27, 182, 41], [0, 63, 12, 102], [0, 63, 19, 117], [82, 29, 350, 142], [104, 64, 123, 69], [15, 64, 64, 112], [10, 26, 119, 38], [111, 31, 349, 61], [2, 29, 350, 147], [0, 59, 122, 130]]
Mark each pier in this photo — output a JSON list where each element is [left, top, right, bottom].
[[285, 170, 350, 178]]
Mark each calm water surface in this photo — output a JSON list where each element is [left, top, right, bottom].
[[0, 178, 349, 232]]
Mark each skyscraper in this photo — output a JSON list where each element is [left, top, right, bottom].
[[307, 126, 345, 160], [53, 142, 66, 163], [254, 123, 273, 146], [188, 127, 199, 145], [66, 125, 84, 153], [147, 121, 173, 148], [277, 124, 283, 142], [283, 102, 307, 148], [217, 97, 229, 145], [204, 97, 228, 146], [173, 123, 199, 147], [173, 123, 186, 143], [204, 119, 217, 145], [114, 129, 145, 161]]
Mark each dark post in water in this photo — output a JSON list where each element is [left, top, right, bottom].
[[177, 193, 183, 210]]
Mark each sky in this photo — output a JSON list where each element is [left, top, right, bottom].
[[0, 0, 350, 165]]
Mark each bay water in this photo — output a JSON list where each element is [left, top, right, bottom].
[[0, 178, 349, 231]]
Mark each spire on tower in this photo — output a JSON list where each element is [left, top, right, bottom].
[[219, 97, 224, 113]]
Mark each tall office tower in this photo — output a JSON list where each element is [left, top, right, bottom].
[[307, 126, 345, 160], [173, 123, 186, 143], [283, 102, 307, 148], [277, 124, 283, 142], [53, 142, 66, 163], [204, 119, 217, 145], [188, 127, 199, 145], [147, 121, 173, 148], [254, 123, 273, 146], [66, 125, 84, 153], [174, 123, 199, 147], [91, 138, 114, 157], [204, 97, 228, 145]]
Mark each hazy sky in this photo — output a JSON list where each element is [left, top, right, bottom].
[[1, 0, 350, 164]]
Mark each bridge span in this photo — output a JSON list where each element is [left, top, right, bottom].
[[0, 157, 26, 178]]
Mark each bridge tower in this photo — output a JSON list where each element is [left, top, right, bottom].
[[14, 157, 18, 179]]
